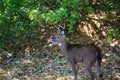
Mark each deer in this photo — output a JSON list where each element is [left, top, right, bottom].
[[49, 25, 103, 80]]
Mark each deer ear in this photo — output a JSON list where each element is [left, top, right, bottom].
[[61, 31, 65, 37], [56, 27, 61, 34]]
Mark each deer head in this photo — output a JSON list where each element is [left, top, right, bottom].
[[50, 25, 66, 46]]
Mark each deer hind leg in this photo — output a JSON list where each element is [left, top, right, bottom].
[[95, 61, 103, 80], [85, 62, 94, 80]]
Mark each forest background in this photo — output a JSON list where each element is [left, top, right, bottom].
[[0, 0, 120, 80]]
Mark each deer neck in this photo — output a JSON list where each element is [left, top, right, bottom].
[[59, 38, 68, 55]]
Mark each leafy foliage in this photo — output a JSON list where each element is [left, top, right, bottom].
[[105, 25, 119, 42], [0, 0, 120, 51]]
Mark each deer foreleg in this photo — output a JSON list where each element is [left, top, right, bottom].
[[70, 63, 78, 80]]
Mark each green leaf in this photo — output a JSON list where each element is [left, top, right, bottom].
[[86, 6, 94, 13], [54, 61, 63, 65]]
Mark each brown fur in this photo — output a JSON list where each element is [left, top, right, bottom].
[[50, 29, 103, 80]]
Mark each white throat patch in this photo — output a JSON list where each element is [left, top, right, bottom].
[[58, 43, 62, 46]]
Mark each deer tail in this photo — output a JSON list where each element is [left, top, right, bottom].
[[96, 51, 102, 67], [92, 44, 102, 66], [95, 49, 104, 80]]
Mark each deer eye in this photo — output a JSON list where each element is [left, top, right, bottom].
[[57, 36, 60, 38]]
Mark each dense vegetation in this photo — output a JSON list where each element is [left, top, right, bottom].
[[0, 0, 119, 52], [0, 0, 120, 80]]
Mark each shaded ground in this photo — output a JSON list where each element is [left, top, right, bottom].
[[0, 44, 120, 80]]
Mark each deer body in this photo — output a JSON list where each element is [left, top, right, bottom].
[[50, 25, 103, 80]]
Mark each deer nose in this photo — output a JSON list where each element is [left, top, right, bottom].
[[50, 40, 54, 44]]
